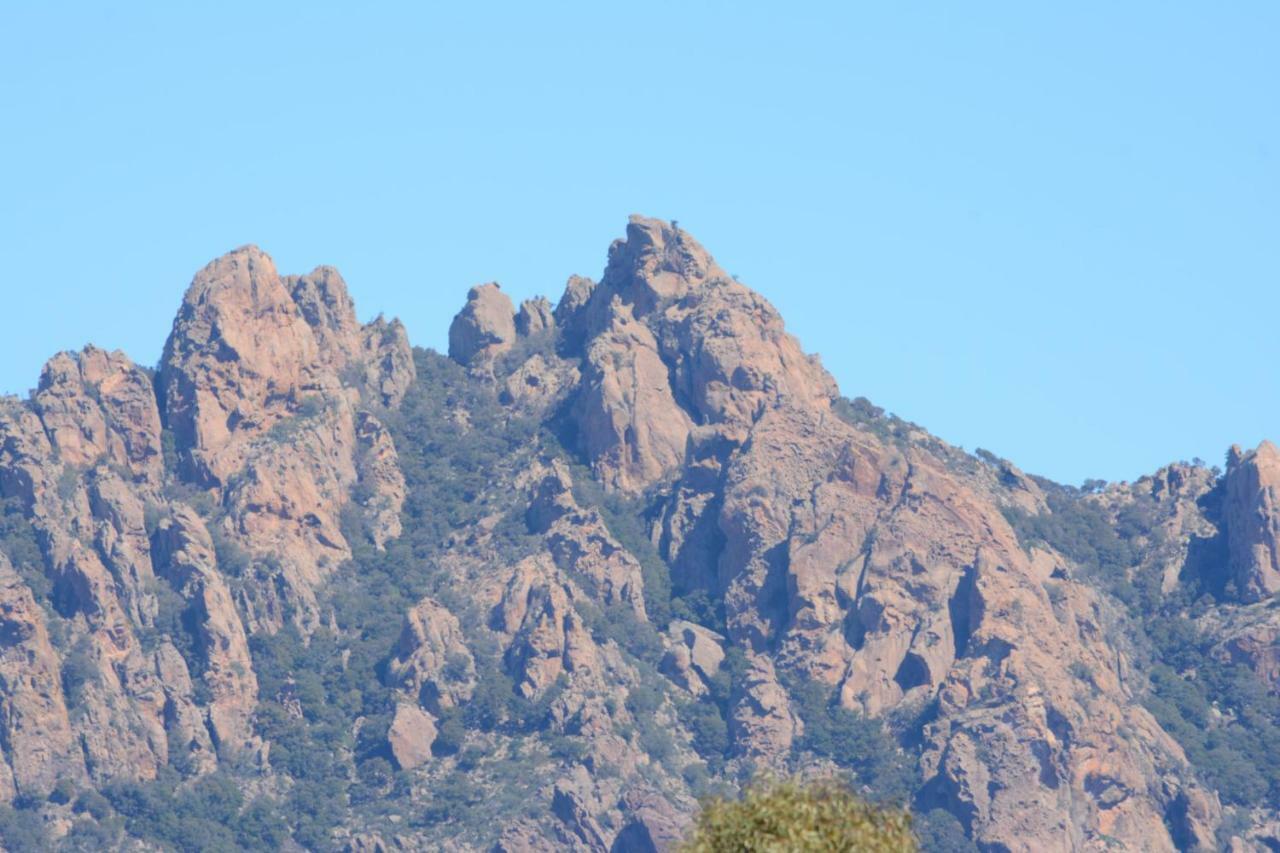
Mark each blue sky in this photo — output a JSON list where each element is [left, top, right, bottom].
[[1, 3, 1276, 485]]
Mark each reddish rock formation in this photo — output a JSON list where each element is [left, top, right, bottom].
[[0, 553, 84, 798], [0, 218, 1263, 849], [388, 596, 475, 713], [448, 283, 516, 365], [1225, 441, 1280, 601], [387, 703, 437, 770]]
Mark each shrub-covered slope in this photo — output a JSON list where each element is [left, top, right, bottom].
[[0, 219, 1275, 851]]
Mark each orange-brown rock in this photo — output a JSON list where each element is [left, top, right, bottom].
[[660, 620, 725, 697], [449, 283, 516, 365], [526, 462, 646, 615], [159, 245, 410, 630], [1225, 441, 1280, 601], [0, 553, 84, 800], [360, 316, 416, 408], [160, 246, 332, 486], [387, 703, 437, 770], [556, 217, 1206, 847], [570, 298, 692, 492], [388, 596, 475, 713], [355, 411, 407, 548], [152, 505, 259, 755], [0, 217, 1262, 849], [516, 297, 555, 337], [495, 555, 599, 698], [33, 347, 164, 485]]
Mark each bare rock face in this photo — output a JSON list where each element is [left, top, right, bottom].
[[152, 505, 259, 755], [561, 216, 836, 494], [33, 347, 164, 485], [159, 246, 411, 630], [0, 553, 84, 799], [448, 283, 516, 365], [526, 462, 647, 615], [570, 298, 693, 492], [388, 596, 475, 713], [495, 555, 600, 698], [503, 353, 580, 412], [613, 787, 692, 852], [288, 266, 364, 371], [387, 703, 437, 770], [360, 316, 416, 408], [1225, 441, 1280, 601], [160, 246, 330, 486], [660, 620, 725, 696], [593, 216, 727, 317], [1218, 615, 1280, 689], [0, 217, 1263, 849], [355, 411, 407, 549], [1094, 461, 1221, 593], [549, 216, 1208, 848], [0, 244, 414, 826], [517, 297, 555, 337], [153, 641, 217, 774]]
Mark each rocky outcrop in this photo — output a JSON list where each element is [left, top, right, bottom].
[[152, 505, 259, 755], [159, 245, 411, 630], [517, 297, 555, 337], [0, 553, 84, 800], [33, 346, 164, 485], [526, 462, 647, 615], [388, 596, 475, 713], [355, 411, 407, 548], [551, 217, 1207, 849], [570, 299, 692, 492], [0, 217, 1268, 849], [660, 620, 725, 697], [160, 246, 332, 486], [387, 703, 437, 770], [495, 555, 600, 698], [1225, 441, 1280, 601], [449, 283, 516, 365], [360, 317, 416, 408]]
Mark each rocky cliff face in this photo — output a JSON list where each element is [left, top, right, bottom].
[[0, 217, 1275, 851], [0, 244, 413, 831], [1225, 442, 1280, 601]]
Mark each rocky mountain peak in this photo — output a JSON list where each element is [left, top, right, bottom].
[[2, 217, 1278, 850], [448, 282, 517, 365], [600, 215, 727, 317], [159, 245, 330, 484], [1225, 440, 1280, 600]]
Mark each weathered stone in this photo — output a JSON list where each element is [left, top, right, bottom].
[[33, 347, 163, 485], [152, 505, 259, 755], [1225, 441, 1280, 600], [448, 283, 516, 365], [387, 703, 437, 770], [495, 555, 599, 698], [0, 554, 84, 799], [388, 597, 474, 713], [517, 297, 555, 337]]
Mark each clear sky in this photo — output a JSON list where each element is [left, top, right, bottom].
[[1, 3, 1276, 485]]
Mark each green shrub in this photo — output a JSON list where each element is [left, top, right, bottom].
[[680, 777, 915, 852], [791, 682, 916, 804]]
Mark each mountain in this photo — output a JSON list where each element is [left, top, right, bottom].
[[0, 216, 1276, 851]]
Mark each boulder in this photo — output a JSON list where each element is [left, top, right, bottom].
[[448, 283, 516, 365], [387, 703, 437, 771]]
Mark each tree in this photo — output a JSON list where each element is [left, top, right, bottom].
[[680, 777, 916, 852]]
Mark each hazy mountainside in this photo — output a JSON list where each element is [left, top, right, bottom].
[[0, 217, 1277, 851]]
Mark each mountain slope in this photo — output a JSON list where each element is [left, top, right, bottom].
[[0, 217, 1274, 851]]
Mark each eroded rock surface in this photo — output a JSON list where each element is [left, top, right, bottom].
[[1226, 441, 1280, 601], [449, 283, 516, 366], [0, 217, 1271, 850]]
